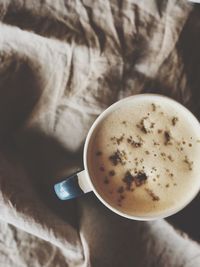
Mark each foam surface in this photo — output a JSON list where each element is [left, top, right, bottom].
[[88, 96, 200, 218]]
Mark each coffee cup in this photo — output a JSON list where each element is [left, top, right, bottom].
[[54, 94, 200, 220]]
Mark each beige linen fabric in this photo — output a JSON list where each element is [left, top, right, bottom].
[[0, 0, 200, 266]]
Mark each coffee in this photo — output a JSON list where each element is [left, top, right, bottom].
[[87, 96, 200, 218]]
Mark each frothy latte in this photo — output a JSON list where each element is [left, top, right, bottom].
[[87, 95, 200, 218]]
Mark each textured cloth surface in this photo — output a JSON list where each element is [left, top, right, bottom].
[[0, 0, 200, 266]]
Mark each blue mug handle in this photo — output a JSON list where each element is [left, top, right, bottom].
[[54, 170, 92, 200]]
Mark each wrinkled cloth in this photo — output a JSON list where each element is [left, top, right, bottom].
[[0, 0, 200, 266]]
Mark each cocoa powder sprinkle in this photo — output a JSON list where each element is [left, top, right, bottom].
[[96, 151, 102, 156], [183, 156, 193, 171], [99, 166, 105, 172], [172, 116, 178, 126], [127, 136, 143, 148], [167, 155, 174, 162], [109, 149, 127, 166], [145, 188, 160, 201], [137, 117, 154, 134], [111, 135, 124, 145], [122, 171, 134, 190], [164, 130, 172, 145], [151, 103, 156, 111], [123, 171, 148, 190], [117, 186, 124, 194], [109, 170, 115, 176], [153, 140, 159, 146]]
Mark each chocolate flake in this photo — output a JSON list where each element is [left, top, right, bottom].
[[151, 103, 156, 111], [96, 151, 102, 156], [134, 172, 148, 186], [123, 171, 148, 190], [164, 130, 172, 145], [127, 136, 132, 142], [145, 188, 160, 201], [99, 166, 105, 172], [153, 140, 159, 146], [109, 149, 127, 166], [127, 136, 143, 148], [183, 156, 193, 171], [130, 140, 142, 148], [116, 135, 124, 145], [111, 135, 124, 145], [167, 155, 174, 162], [109, 151, 121, 165], [109, 170, 115, 176], [158, 129, 163, 134], [137, 117, 154, 134], [145, 150, 150, 155], [165, 184, 169, 188], [117, 186, 124, 194], [122, 171, 134, 190], [172, 116, 178, 126], [150, 122, 155, 129], [189, 143, 192, 147]]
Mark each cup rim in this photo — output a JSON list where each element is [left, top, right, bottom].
[[83, 94, 200, 220]]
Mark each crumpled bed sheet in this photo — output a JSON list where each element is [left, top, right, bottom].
[[0, 0, 200, 266]]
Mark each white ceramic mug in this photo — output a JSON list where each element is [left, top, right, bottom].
[[54, 94, 200, 220]]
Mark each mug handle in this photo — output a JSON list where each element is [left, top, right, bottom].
[[54, 170, 92, 200]]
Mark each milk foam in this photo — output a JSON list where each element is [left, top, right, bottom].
[[87, 96, 200, 218]]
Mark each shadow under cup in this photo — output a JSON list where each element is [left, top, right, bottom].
[[84, 94, 200, 221]]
